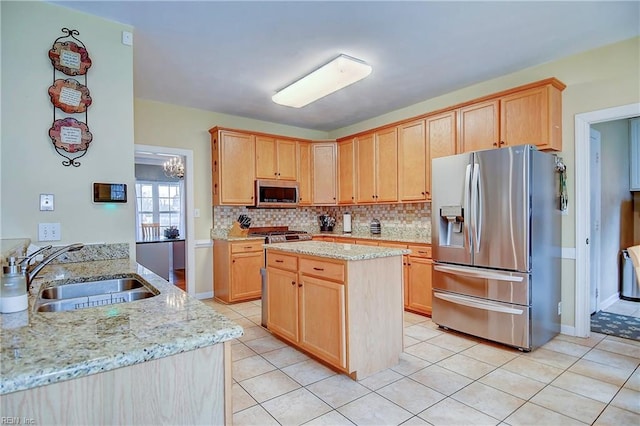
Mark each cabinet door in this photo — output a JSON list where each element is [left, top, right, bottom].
[[338, 139, 356, 204], [267, 267, 299, 342], [218, 131, 256, 205], [426, 110, 457, 200], [375, 127, 398, 203], [299, 275, 346, 368], [406, 257, 432, 315], [297, 142, 312, 205], [312, 143, 337, 205], [398, 119, 427, 202], [276, 139, 298, 181], [230, 251, 263, 301], [458, 100, 500, 153], [500, 85, 562, 150], [255, 136, 277, 179], [355, 133, 376, 203]]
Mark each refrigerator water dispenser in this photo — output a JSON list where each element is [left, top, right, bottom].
[[439, 205, 464, 247]]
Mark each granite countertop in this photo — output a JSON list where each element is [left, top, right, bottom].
[[265, 240, 410, 261], [0, 259, 243, 395], [315, 231, 431, 245], [210, 229, 265, 242]]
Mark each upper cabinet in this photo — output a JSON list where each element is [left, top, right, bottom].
[[458, 99, 500, 152], [425, 111, 457, 201], [338, 139, 356, 204], [312, 142, 337, 205], [256, 136, 298, 180], [355, 128, 398, 203], [499, 82, 563, 151], [398, 119, 427, 202], [297, 141, 313, 205], [210, 128, 256, 206]]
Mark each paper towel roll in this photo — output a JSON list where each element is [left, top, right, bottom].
[[343, 212, 352, 233]]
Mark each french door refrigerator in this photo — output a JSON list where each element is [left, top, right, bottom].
[[431, 144, 560, 351]]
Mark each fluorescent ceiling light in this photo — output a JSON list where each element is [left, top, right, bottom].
[[272, 54, 372, 108]]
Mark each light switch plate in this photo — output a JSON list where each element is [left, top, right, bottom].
[[39, 223, 61, 241], [40, 194, 54, 211], [122, 31, 133, 46]]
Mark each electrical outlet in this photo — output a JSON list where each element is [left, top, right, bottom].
[[40, 194, 54, 211], [39, 223, 61, 241], [557, 301, 562, 315], [122, 31, 133, 46]]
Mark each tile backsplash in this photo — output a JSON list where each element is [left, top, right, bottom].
[[213, 203, 431, 234]]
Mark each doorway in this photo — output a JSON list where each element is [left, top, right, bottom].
[[574, 103, 640, 337], [134, 144, 196, 296]]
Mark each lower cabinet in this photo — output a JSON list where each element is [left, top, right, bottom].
[[266, 249, 402, 379], [406, 255, 433, 316], [213, 239, 263, 303]]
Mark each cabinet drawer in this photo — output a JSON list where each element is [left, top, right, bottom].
[[408, 245, 431, 258], [379, 242, 408, 249], [267, 252, 298, 271], [231, 240, 264, 253], [300, 257, 345, 283]]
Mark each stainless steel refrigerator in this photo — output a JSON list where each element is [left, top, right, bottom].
[[431, 144, 560, 351]]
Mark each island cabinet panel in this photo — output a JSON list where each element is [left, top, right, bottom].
[[267, 267, 299, 342], [210, 129, 256, 206], [458, 99, 500, 153], [297, 141, 312, 205], [214, 240, 263, 303], [398, 119, 428, 202], [312, 142, 337, 205], [299, 275, 346, 368], [266, 248, 403, 379], [1, 342, 230, 426], [338, 139, 356, 204]]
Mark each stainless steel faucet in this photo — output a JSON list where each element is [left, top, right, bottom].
[[25, 243, 84, 286]]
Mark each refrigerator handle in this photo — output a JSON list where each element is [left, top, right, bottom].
[[473, 162, 482, 252], [434, 264, 524, 282], [434, 292, 524, 315], [464, 164, 473, 252], [471, 163, 480, 253]]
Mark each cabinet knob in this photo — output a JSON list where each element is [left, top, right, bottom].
[[421, 191, 425, 195], [298, 283, 303, 287], [499, 141, 505, 146], [291, 281, 296, 286], [493, 142, 498, 147]]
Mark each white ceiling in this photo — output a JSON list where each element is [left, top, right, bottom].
[[49, 1, 640, 132]]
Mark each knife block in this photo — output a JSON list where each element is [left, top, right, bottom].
[[228, 221, 249, 237]]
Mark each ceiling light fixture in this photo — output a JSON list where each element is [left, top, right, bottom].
[[163, 156, 184, 179], [272, 54, 372, 108]]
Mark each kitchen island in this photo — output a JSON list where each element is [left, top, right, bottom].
[[265, 241, 408, 379], [0, 254, 242, 425]]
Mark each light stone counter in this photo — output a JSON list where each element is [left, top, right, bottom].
[[314, 229, 431, 245], [0, 258, 243, 395], [265, 240, 410, 261]]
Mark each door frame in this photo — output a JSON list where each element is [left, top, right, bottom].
[[589, 128, 601, 314], [135, 144, 196, 297], [574, 103, 640, 337]]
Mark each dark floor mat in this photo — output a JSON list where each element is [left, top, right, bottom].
[[590, 311, 640, 341]]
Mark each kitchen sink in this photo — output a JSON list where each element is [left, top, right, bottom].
[[40, 278, 145, 299], [34, 277, 160, 313]]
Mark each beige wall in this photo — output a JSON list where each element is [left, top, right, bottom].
[[1, 2, 135, 256], [592, 119, 634, 302]]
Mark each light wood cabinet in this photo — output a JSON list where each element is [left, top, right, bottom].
[[338, 139, 356, 204], [355, 128, 398, 203], [297, 141, 312, 205], [256, 136, 297, 180], [312, 142, 337, 205], [214, 239, 263, 303], [499, 83, 563, 151], [426, 110, 457, 199], [458, 99, 500, 153], [266, 249, 403, 378], [398, 119, 428, 202], [299, 274, 346, 368], [210, 128, 256, 205]]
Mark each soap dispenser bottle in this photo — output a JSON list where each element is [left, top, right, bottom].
[[1, 257, 28, 313]]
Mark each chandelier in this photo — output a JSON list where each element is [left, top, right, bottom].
[[163, 156, 184, 179]]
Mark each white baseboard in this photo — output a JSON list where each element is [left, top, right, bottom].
[[560, 324, 577, 337], [196, 291, 213, 300], [600, 293, 619, 311], [195, 239, 213, 248]]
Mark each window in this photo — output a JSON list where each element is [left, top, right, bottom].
[[135, 181, 183, 240]]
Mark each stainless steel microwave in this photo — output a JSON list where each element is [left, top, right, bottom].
[[255, 179, 299, 208]]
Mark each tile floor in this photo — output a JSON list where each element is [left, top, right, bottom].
[[202, 299, 640, 426], [603, 299, 640, 319]]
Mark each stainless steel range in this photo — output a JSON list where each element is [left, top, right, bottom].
[[251, 228, 312, 327]]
